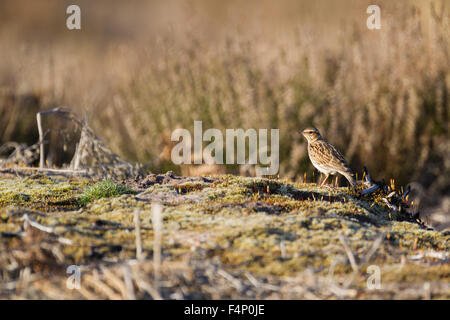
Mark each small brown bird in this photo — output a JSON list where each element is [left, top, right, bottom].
[[301, 127, 356, 187]]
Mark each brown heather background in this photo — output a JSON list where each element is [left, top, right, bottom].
[[0, 1, 448, 226]]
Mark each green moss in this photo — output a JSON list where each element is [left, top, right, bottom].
[[78, 180, 135, 205], [0, 175, 89, 210]]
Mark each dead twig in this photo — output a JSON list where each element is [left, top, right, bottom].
[[359, 166, 388, 196], [217, 269, 244, 291], [37, 107, 77, 169], [20, 214, 73, 245], [361, 233, 385, 265], [338, 235, 359, 273], [21, 214, 54, 233], [122, 263, 136, 300], [134, 276, 163, 300], [134, 209, 143, 262], [152, 203, 163, 294], [0, 166, 87, 175], [382, 198, 399, 212]]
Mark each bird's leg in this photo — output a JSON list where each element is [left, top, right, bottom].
[[320, 174, 330, 186]]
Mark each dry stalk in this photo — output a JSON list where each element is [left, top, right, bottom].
[[217, 269, 244, 291], [101, 267, 128, 298], [151, 203, 163, 293], [134, 208, 143, 262], [21, 214, 54, 233], [122, 263, 136, 300], [338, 235, 359, 273], [361, 233, 385, 265], [36, 111, 44, 169], [83, 273, 122, 300], [133, 275, 163, 300]]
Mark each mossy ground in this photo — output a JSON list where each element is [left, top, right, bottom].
[[0, 173, 448, 299]]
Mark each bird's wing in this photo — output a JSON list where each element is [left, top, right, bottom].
[[311, 140, 353, 173]]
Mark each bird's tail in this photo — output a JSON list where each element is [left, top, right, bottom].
[[341, 171, 356, 187]]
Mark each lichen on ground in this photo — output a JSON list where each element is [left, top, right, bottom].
[[0, 172, 448, 299]]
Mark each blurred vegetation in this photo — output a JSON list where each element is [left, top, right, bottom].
[[0, 0, 448, 206]]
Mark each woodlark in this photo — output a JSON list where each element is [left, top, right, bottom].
[[301, 127, 356, 187]]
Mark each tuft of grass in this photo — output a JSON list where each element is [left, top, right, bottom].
[[78, 180, 135, 205]]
